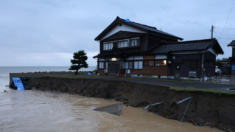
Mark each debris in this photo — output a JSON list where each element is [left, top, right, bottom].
[[94, 103, 123, 116], [4, 90, 8, 93], [144, 101, 164, 110]]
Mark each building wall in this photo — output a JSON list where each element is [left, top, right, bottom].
[[168, 52, 216, 78], [204, 51, 216, 77], [98, 69, 104, 75], [233, 48, 235, 57], [169, 53, 202, 78], [131, 67, 168, 76], [144, 55, 155, 59]]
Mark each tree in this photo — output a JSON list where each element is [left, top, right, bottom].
[[69, 50, 88, 75], [216, 58, 230, 66]]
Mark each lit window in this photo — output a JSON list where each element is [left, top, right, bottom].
[[155, 60, 167, 66], [134, 61, 143, 69]]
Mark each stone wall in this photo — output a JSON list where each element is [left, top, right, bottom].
[[9, 71, 89, 88]]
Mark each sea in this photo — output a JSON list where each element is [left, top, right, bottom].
[[0, 66, 222, 132]]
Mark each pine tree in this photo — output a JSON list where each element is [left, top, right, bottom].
[[69, 50, 88, 75]]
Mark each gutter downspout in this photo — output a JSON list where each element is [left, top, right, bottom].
[[201, 51, 205, 81]]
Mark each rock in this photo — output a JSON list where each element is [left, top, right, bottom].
[[4, 90, 8, 93]]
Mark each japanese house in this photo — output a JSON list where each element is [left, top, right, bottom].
[[93, 16, 224, 79], [228, 40, 235, 75]]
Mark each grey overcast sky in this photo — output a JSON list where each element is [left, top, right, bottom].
[[0, 0, 235, 66]]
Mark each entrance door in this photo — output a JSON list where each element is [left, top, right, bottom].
[[174, 64, 181, 79], [109, 62, 120, 75]]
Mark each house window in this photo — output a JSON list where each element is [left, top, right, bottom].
[[190, 61, 197, 69], [99, 62, 104, 69], [134, 61, 143, 69], [118, 40, 129, 48], [106, 62, 108, 68], [103, 42, 113, 50], [205, 61, 208, 67], [125, 61, 132, 69], [155, 60, 167, 66], [131, 38, 139, 47], [209, 61, 213, 67], [144, 60, 154, 66]]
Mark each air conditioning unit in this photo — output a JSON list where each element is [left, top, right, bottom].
[[104, 69, 108, 73], [125, 69, 131, 74]]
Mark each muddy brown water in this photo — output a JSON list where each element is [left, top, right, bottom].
[[0, 76, 222, 132]]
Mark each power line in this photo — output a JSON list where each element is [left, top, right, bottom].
[[214, 31, 235, 36], [219, 0, 235, 38], [217, 38, 235, 39], [214, 27, 235, 30]]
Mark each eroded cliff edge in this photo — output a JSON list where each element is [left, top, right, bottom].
[[28, 77, 235, 131]]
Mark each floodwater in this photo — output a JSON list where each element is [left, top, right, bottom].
[[0, 76, 222, 132]]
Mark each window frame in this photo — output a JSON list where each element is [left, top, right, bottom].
[[103, 42, 113, 51], [124, 61, 133, 69], [131, 38, 139, 47], [99, 62, 104, 69], [118, 39, 130, 48], [208, 61, 213, 67], [144, 60, 155, 67], [155, 60, 167, 66], [134, 61, 143, 69]]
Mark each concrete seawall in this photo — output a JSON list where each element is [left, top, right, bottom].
[[28, 76, 235, 132], [9, 71, 90, 88]]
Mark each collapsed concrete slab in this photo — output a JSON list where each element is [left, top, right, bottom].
[[94, 103, 123, 116]]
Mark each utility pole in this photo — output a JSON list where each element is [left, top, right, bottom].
[[210, 25, 214, 39]]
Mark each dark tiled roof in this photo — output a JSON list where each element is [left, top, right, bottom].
[[93, 48, 146, 58], [149, 38, 223, 54], [95, 16, 183, 40], [228, 40, 235, 46], [119, 18, 183, 40]]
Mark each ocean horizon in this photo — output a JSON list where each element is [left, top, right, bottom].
[[0, 66, 97, 76]]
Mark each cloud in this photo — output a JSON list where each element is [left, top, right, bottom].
[[0, 0, 235, 66]]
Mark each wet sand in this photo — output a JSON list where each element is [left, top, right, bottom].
[[0, 76, 222, 132]]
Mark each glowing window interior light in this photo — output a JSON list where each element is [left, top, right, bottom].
[[112, 58, 117, 61], [163, 60, 167, 65]]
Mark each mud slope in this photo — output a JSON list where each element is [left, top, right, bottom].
[[28, 77, 235, 131]]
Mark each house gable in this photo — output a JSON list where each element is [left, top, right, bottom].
[[101, 24, 146, 40], [102, 31, 145, 42]]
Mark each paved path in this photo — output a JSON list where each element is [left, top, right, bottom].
[[101, 77, 235, 92]]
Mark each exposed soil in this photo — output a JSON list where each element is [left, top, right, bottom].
[[28, 77, 235, 132]]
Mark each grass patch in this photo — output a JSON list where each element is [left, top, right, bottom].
[[44, 74, 106, 78], [170, 86, 235, 95]]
